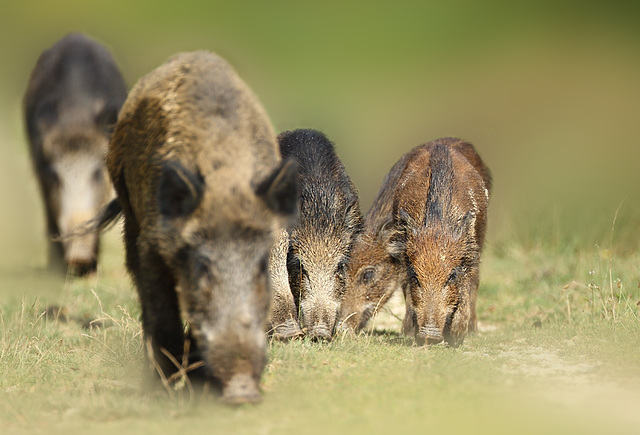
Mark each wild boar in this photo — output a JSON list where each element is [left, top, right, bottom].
[[339, 138, 491, 337], [275, 129, 363, 340], [393, 140, 490, 346], [23, 33, 127, 275], [97, 51, 298, 403]]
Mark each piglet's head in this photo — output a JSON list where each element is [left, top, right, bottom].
[[396, 208, 479, 347]]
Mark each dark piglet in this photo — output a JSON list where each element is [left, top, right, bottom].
[[393, 139, 490, 346], [23, 33, 127, 276], [99, 51, 298, 403], [339, 138, 491, 338], [270, 129, 362, 340]]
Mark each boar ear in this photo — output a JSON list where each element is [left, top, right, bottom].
[[455, 211, 476, 240], [34, 98, 58, 134], [256, 157, 299, 217], [95, 103, 120, 135], [385, 212, 410, 261], [396, 208, 418, 233], [377, 218, 394, 241], [344, 200, 363, 233], [157, 161, 204, 218]]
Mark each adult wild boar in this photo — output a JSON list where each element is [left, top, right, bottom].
[[339, 138, 491, 337], [98, 51, 298, 403], [24, 33, 127, 275], [274, 129, 362, 340], [393, 139, 490, 346]]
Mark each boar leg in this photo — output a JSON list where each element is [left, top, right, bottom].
[[45, 208, 65, 273], [269, 291, 303, 340], [468, 269, 479, 333], [134, 249, 186, 385], [125, 221, 185, 385], [443, 271, 474, 347], [401, 284, 417, 338], [267, 229, 303, 340]]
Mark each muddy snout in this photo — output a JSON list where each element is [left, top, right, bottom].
[[415, 325, 444, 346]]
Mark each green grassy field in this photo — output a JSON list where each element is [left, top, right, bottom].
[[1, 229, 639, 435], [2, 1, 640, 434]]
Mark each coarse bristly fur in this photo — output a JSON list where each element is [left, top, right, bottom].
[[23, 33, 127, 276], [393, 139, 490, 346], [269, 129, 363, 340], [101, 51, 298, 404], [338, 138, 491, 342]]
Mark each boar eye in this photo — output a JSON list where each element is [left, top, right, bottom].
[[92, 167, 104, 183], [43, 166, 60, 187], [447, 267, 465, 285], [336, 261, 347, 280], [258, 256, 268, 275], [286, 252, 300, 271], [408, 268, 419, 287], [360, 267, 375, 285]]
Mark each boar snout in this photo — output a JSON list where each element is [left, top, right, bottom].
[[222, 372, 262, 405], [416, 325, 444, 346], [307, 323, 332, 341], [300, 292, 339, 340], [60, 214, 99, 276], [65, 254, 97, 276], [270, 318, 304, 340]]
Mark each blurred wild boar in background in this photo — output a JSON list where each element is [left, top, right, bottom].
[[97, 51, 298, 404], [272, 129, 362, 340], [24, 33, 127, 276]]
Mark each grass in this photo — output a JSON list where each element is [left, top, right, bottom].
[[0, 221, 639, 435], [2, 3, 640, 433]]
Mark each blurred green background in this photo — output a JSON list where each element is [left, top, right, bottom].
[[1, 0, 640, 275]]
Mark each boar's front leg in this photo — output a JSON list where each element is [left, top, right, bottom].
[[126, 221, 186, 385], [135, 249, 186, 385], [267, 229, 303, 340], [467, 268, 479, 334]]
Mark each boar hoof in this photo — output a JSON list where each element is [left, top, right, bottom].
[[221, 373, 262, 405], [272, 319, 304, 341], [416, 325, 444, 346]]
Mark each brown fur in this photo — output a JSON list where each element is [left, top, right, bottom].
[[393, 139, 490, 346], [104, 51, 298, 403], [339, 138, 491, 337]]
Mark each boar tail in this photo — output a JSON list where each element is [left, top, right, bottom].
[[96, 199, 123, 232], [52, 199, 122, 242]]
